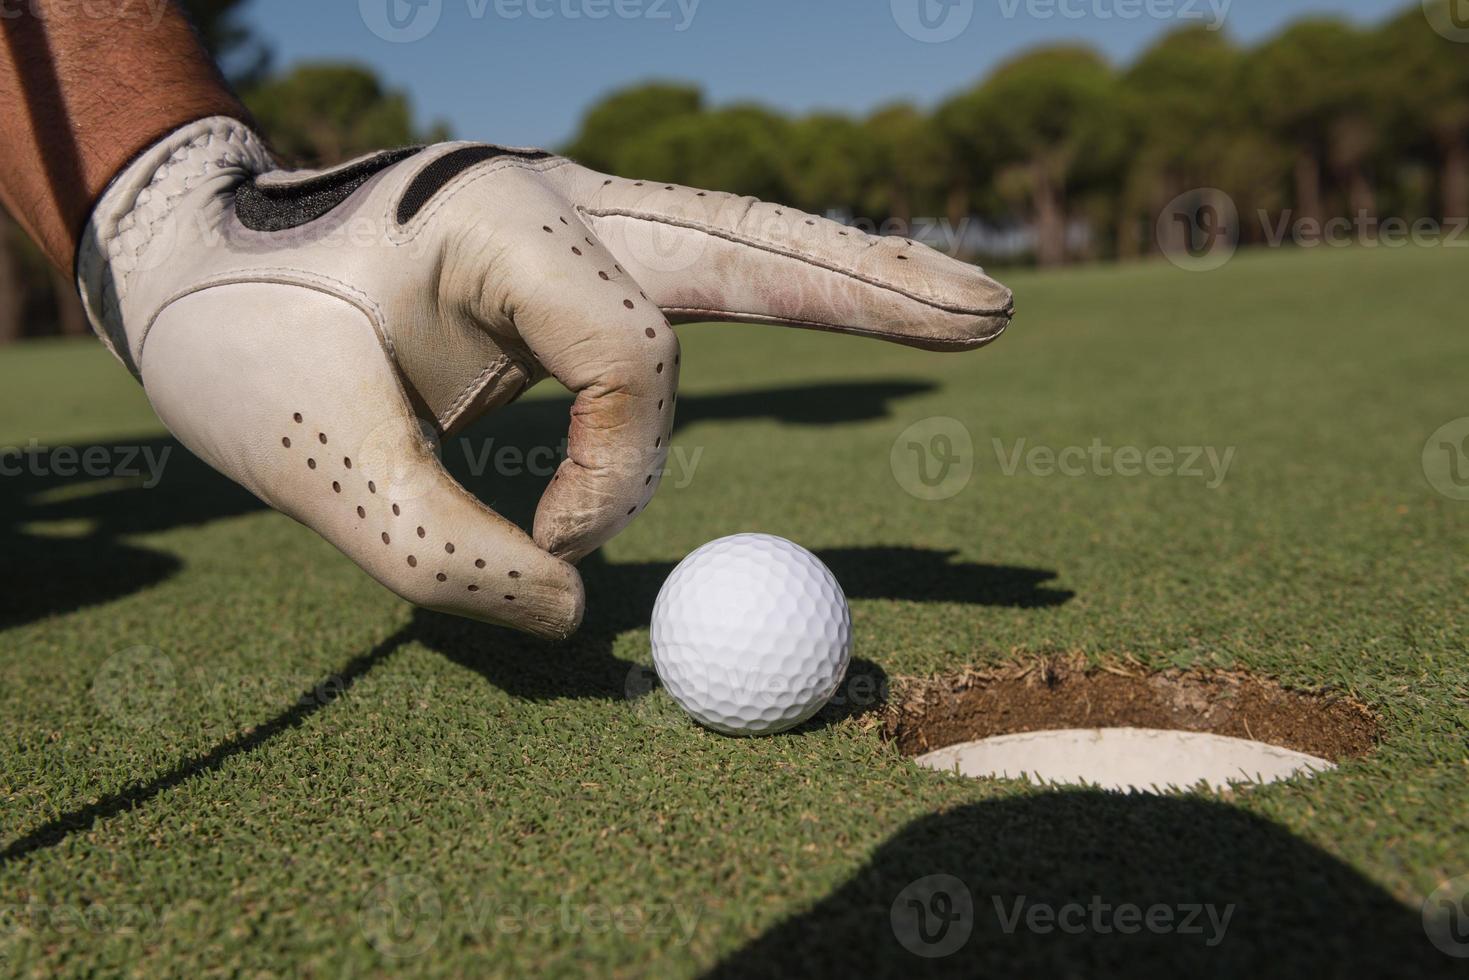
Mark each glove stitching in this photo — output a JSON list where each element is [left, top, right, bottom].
[[89, 124, 267, 346], [580, 209, 1010, 316], [660, 307, 1003, 348], [437, 355, 514, 431], [137, 267, 395, 373]]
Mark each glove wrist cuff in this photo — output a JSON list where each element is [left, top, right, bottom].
[[76, 116, 274, 375]]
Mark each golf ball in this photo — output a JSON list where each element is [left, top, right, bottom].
[[650, 533, 851, 736]]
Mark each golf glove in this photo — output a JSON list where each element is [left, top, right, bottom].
[[78, 117, 1012, 638]]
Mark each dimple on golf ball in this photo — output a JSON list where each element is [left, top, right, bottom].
[[650, 533, 851, 736]]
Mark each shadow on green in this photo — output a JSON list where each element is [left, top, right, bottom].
[[708, 791, 1453, 979]]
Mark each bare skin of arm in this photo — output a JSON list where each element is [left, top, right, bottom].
[[0, 1, 244, 274]]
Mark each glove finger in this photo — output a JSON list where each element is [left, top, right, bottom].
[[476, 183, 678, 562], [552, 167, 1013, 351], [138, 281, 584, 639]]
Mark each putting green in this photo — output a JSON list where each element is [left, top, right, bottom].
[[1, 244, 1465, 976]]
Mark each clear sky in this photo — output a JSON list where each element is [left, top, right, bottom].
[[242, 0, 1416, 148]]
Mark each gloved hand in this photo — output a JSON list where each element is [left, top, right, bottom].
[[78, 117, 1013, 639]]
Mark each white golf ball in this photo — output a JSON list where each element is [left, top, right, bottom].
[[650, 533, 851, 736]]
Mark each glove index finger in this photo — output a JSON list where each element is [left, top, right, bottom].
[[555, 169, 1013, 352]]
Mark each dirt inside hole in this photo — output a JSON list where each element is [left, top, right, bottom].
[[883, 656, 1380, 763]]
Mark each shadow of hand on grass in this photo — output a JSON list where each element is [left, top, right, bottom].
[[708, 791, 1454, 979], [0, 380, 938, 631], [0, 436, 259, 629], [413, 546, 1070, 707]]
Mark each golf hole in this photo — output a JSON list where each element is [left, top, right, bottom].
[[884, 658, 1379, 794]]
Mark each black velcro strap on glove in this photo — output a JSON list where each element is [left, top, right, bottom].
[[235, 147, 425, 232]]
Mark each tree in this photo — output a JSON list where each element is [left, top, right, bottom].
[[1377, 1, 1469, 220], [562, 83, 704, 174], [615, 106, 791, 202], [244, 64, 450, 167], [179, 0, 273, 87], [1120, 27, 1244, 257], [934, 94, 993, 240], [957, 47, 1125, 266], [1242, 19, 1379, 228], [781, 114, 876, 220]]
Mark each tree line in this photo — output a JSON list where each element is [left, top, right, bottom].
[[2, 1, 1464, 342], [564, 2, 1468, 267]]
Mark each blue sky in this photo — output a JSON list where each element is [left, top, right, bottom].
[[243, 0, 1416, 148]]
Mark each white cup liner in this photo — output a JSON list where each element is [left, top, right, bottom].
[[913, 726, 1334, 793]]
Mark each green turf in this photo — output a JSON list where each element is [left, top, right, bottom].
[[1, 245, 1466, 977]]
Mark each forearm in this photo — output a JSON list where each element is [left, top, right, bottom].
[[0, 0, 247, 273]]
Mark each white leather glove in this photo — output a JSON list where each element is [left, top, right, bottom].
[[78, 117, 1013, 639]]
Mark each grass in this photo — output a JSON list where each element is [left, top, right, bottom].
[[1, 243, 1466, 977]]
